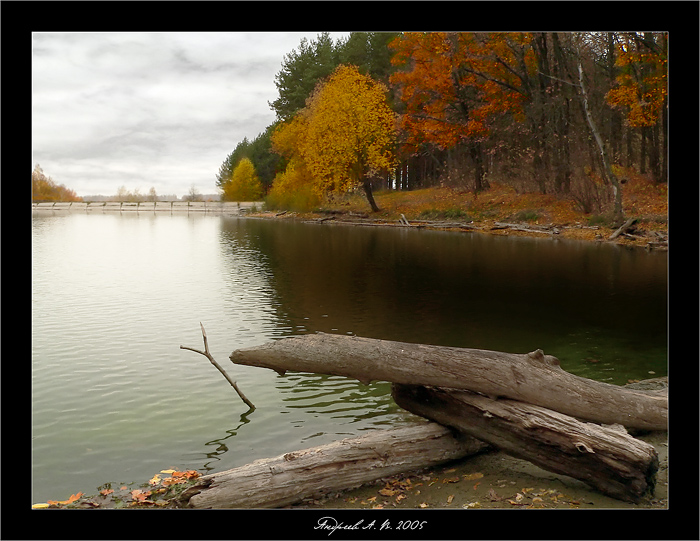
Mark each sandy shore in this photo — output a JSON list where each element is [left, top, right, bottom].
[[289, 429, 667, 510]]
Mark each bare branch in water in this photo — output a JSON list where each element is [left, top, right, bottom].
[[181, 323, 255, 411]]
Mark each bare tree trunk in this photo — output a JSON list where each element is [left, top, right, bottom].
[[182, 423, 489, 508], [230, 333, 667, 431], [577, 55, 623, 223], [392, 384, 659, 503], [362, 177, 380, 212]]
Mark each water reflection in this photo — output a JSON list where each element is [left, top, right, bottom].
[[234, 219, 667, 380], [32, 213, 666, 503], [200, 409, 255, 472], [277, 373, 400, 422]]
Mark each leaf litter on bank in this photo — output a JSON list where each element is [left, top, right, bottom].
[[32, 469, 202, 509]]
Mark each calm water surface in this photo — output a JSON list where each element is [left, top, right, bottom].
[[31, 212, 667, 503]]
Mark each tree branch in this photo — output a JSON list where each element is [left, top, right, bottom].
[[181, 323, 255, 411]]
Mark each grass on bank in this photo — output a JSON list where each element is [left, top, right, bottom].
[[308, 173, 667, 229]]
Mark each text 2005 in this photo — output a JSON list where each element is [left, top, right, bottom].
[[393, 520, 428, 531]]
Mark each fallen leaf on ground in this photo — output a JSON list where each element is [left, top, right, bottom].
[[172, 470, 200, 479], [463, 472, 484, 481], [162, 477, 185, 486], [100, 488, 114, 496], [47, 492, 83, 506], [31, 503, 50, 509], [419, 502, 429, 508], [130, 489, 152, 502], [149, 474, 161, 485], [379, 488, 396, 497], [160, 469, 177, 474], [447, 495, 454, 504]]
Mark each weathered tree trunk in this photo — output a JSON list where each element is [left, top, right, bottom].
[[362, 177, 380, 213], [181, 423, 489, 509], [230, 333, 667, 431], [392, 384, 659, 503]]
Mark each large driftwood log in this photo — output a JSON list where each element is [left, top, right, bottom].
[[182, 423, 489, 509], [230, 333, 667, 430], [392, 384, 658, 502]]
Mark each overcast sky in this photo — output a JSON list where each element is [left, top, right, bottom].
[[32, 32, 350, 198]]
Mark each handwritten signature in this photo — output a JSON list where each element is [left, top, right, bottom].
[[314, 516, 427, 536]]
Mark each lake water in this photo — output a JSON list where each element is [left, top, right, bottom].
[[31, 211, 668, 503]]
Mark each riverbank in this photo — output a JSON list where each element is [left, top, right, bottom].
[[32, 428, 666, 510], [34, 428, 666, 510], [252, 178, 668, 250], [289, 430, 668, 510], [34, 379, 667, 510]]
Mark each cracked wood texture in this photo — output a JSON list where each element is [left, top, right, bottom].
[[185, 423, 489, 508], [230, 333, 667, 430], [392, 384, 659, 502]]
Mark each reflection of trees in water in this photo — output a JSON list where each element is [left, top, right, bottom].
[[204, 218, 666, 471]]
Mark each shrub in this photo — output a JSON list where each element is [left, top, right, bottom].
[[511, 209, 540, 222], [265, 162, 321, 212]]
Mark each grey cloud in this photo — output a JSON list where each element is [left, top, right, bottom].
[[33, 32, 350, 197]]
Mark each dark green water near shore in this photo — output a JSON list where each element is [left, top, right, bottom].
[[32, 212, 667, 503]]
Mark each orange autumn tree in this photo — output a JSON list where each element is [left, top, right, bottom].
[[606, 32, 667, 182], [389, 32, 531, 192], [606, 33, 667, 129], [32, 164, 82, 202], [299, 64, 397, 212]]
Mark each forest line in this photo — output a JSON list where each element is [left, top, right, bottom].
[[217, 32, 667, 222]]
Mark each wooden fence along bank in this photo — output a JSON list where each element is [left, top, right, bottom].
[[32, 201, 259, 214]]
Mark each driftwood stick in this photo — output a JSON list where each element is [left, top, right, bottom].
[[181, 323, 255, 410]]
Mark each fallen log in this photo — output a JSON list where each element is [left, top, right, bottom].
[[609, 217, 638, 240], [230, 333, 667, 430], [392, 384, 659, 502], [181, 423, 490, 508], [492, 222, 553, 234]]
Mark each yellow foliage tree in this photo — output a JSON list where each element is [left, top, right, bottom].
[[265, 161, 321, 212], [222, 158, 263, 201], [300, 65, 397, 212], [267, 114, 321, 211], [277, 66, 396, 212]]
